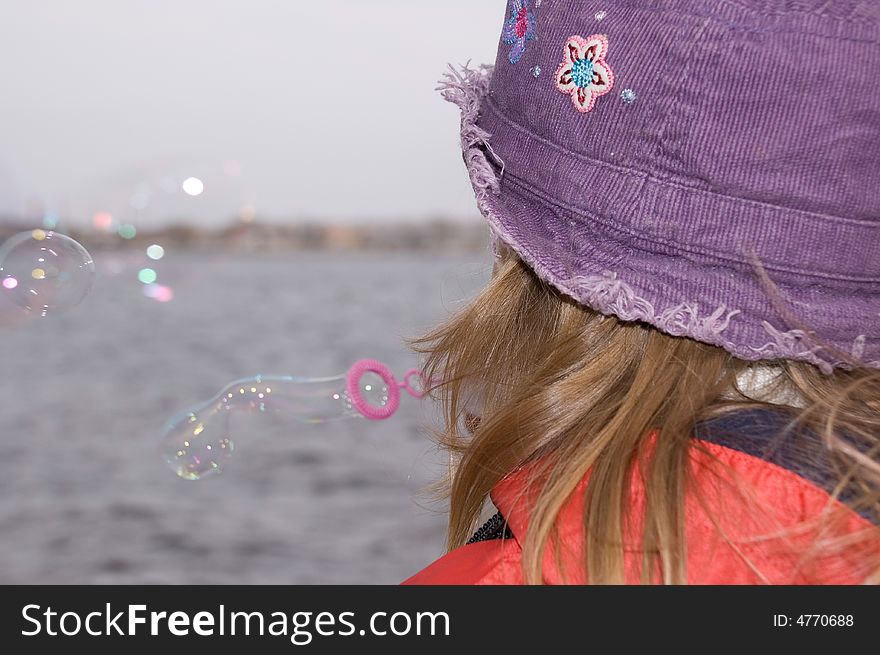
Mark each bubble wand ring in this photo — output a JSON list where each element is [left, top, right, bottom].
[[345, 360, 428, 420], [346, 360, 400, 421]]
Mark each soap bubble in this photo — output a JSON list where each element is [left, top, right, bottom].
[[0, 230, 95, 316], [160, 361, 431, 481], [160, 370, 393, 480], [160, 402, 236, 481]]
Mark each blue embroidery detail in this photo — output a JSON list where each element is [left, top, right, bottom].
[[571, 58, 595, 88]]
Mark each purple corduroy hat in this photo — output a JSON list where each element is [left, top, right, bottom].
[[441, 0, 880, 373]]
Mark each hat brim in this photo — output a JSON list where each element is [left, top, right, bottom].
[[440, 63, 877, 372], [466, 115, 876, 374]]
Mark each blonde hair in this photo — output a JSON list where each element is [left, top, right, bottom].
[[410, 248, 880, 584]]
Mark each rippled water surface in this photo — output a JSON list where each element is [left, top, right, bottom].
[[0, 251, 492, 583]]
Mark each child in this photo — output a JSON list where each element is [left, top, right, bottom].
[[404, 0, 880, 584]]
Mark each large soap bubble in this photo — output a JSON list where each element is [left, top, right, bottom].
[[160, 361, 428, 480], [0, 230, 95, 316]]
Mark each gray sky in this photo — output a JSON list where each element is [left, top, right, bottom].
[[0, 1, 503, 227]]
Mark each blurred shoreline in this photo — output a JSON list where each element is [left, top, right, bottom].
[[0, 218, 491, 254]]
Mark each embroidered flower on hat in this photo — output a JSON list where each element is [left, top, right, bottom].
[[555, 34, 615, 113], [502, 0, 537, 65]]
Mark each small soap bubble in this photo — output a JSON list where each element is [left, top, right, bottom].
[[160, 405, 235, 481], [0, 230, 95, 315], [532, 65, 542, 78], [595, 10, 608, 21], [146, 244, 165, 260]]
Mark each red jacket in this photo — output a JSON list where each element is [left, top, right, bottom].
[[405, 410, 880, 584]]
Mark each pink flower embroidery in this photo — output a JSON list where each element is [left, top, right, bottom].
[[555, 34, 615, 113]]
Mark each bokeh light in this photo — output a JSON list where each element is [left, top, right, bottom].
[[92, 211, 114, 231], [117, 224, 137, 239], [42, 212, 59, 229], [143, 283, 174, 303], [223, 160, 242, 177], [182, 177, 204, 196], [159, 176, 177, 194], [138, 268, 158, 284], [240, 205, 256, 223], [146, 244, 165, 261], [129, 182, 152, 210], [154, 286, 174, 303]]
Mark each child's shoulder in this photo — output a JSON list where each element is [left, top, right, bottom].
[[405, 407, 879, 584], [694, 407, 876, 526]]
